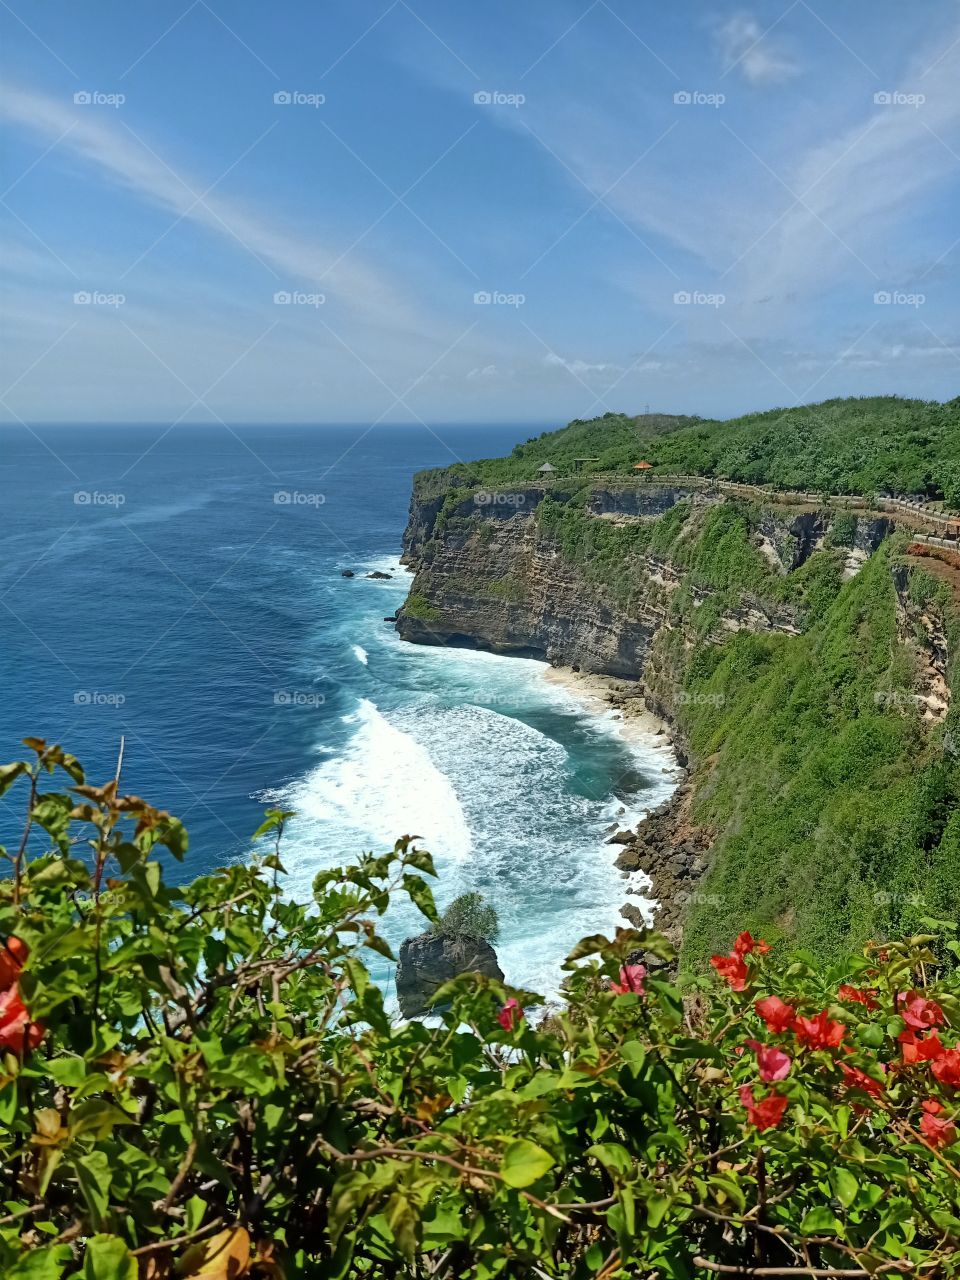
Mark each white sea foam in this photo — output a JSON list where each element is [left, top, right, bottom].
[[272, 698, 472, 902], [352, 644, 369, 665]]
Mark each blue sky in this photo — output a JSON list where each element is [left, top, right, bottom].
[[1, 0, 958, 423]]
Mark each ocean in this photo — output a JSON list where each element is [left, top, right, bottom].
[[0, 423, 677, 997]]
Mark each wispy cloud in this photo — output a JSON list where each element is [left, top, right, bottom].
[[0, 84, 419, 334], [715, 12, 800, 85]]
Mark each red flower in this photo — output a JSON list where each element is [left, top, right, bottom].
[[734, 932, 771, 957], [920, 1100, 958, 1149], [739, 1085, 788, 1131], [839, 1063, 885, 1098], [899, 992, 946, 1031], [837, 984, 879, 1011], [0, 936, 28, 989], [899, 1029, 945, 1065], [931, 1049, 960, 1089], [755, 995, 796, 1033], [497, 998, 523, 1032], [794, 1010, 845, 1052], [745, 1039, 791, 1082], [610, 963, 646, 996], [711, 952, 750, 992], [0, 987, 44, 1055]]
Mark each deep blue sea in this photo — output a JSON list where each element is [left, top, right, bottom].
[[0, 424, 677, 996]]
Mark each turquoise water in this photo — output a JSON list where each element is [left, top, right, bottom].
[[0, 424, 678, 996]]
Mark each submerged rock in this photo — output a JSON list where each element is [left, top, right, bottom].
[[396, 931, 503, 1018], [340, 569, 355, 578], [367, 570, 393, 579]]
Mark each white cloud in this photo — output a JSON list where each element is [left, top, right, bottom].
[[0, 84, 420, 335], [544, 351, 621, 377], [715, 13, 800, 86], [466, 363, 499, 379]]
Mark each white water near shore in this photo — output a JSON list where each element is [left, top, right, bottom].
[[267, 563, 681, 1000]]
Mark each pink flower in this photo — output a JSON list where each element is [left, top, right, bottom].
[[745, 1039, 791, 1082], [899, 992, 946, 1031], [610, 963, 646, 996], [711, 952, 750, 992], [920, 1099, 958, 1149], [734, 932, 771, 957], [497, 998, 523, 1032], [754, 995, 796, 1033], [794, 1010, 845, 1052], [839, 1063, 885, 1099], [837, 984, 879, 1011], [739, 1085, 788, 1131]]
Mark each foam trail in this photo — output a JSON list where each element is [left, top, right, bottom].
[[271, 698, 472, 901], [352, 644, 369, 665]]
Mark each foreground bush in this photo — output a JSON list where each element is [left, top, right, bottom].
[[1, 740, 960, 1278]]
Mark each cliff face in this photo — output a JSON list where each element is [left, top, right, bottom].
[[398, 510, 658, 676], [396, 473, 959, 960]]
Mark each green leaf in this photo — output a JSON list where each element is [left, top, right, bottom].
[[69, 1099, 135, 1140], [499, 1138, 554, 1188], [402, 874, 439, 923], [830, 1167, 859, 1209], [385, 1192, 418, 1259], [801, 1205, 842, 1234], [6, 1244, 73, 1280], [0, 760, 29, 797], [82, 1235, 136, 1280]]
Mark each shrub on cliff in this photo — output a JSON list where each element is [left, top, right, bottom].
[[430, 890, 500, 941], [2, 739, 960, 1278]]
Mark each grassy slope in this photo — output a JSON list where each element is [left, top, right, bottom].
[[416, 397, 960, 504]]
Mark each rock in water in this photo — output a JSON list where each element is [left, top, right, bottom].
[[366, 570, 393, 579], [396, 932, 503, 1018], [340, 569, 355, 578]]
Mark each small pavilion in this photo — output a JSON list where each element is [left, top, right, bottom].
[[537, 462, 557, 477], [633, 461, 654, 480]]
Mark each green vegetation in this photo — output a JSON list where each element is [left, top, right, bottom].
[[4, 742, 960, 1277], [431, 890, 500, 941], [402, 593, 442, 622], [673, 545, 960, 968], [415, 397, 960, 505]]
